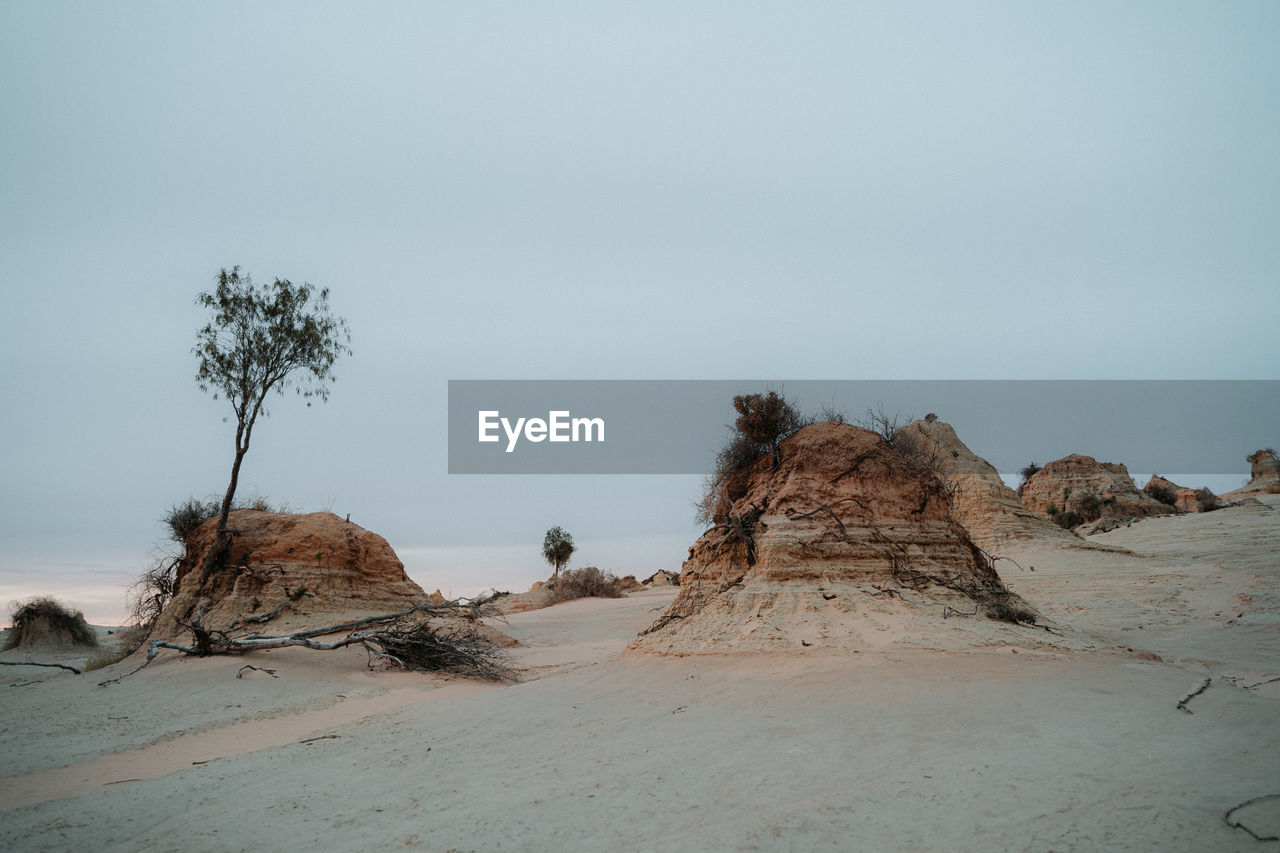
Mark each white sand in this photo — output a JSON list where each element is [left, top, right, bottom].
[[1, 499, 1277, 851]]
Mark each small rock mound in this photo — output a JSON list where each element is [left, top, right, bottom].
[[157, 511, 430, 637], [1020, 454, 1177, 529], [895, 419, 1106, 552], [643, 570, 679, 587], [629, 422, 1035, 656], [3, 597, 98, 650], [1143, 475, 1217, 513]]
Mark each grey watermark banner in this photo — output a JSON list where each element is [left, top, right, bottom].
[[447, 380, 1278, 475]]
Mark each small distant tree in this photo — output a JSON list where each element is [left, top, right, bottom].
[[194, 267, 350, 576], [542, 526, 575, 578]]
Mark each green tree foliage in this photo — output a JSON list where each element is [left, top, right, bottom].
[[194, 267, 350, 572], [542, 526, 575, 577]]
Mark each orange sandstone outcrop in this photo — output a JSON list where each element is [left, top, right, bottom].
[[628, 422, 1034, 655], [157, 510, 429, 637], [1142, 475, 1218, 513], [1020, 455, 1176, 529], [894, 419, 1099, 552]]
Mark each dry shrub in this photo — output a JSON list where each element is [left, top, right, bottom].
[[1194, 488, 1220, 511], [4, 596, 98, 649], [546, 566, 625, 604], [1145, 484, 1178, 506], [1266, 483, 1280, 495], [1053, 510, 1085, 530], [83, 625, 150, 672], [984, 599, 1038, 624]]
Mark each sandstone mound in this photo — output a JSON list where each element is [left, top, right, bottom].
[[1143, 475, 1217, 513], [3, 597, 98, 650], [1221, 449, 1280, 500], [157, 511, 430, 637], [894, 419, 1098, 552], [628, 422, 1035, 656], [643, 570, 679, 587], [1020, 455, 1176, 530]]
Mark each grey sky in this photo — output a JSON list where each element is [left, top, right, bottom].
[[2, 2, 1277, 621]]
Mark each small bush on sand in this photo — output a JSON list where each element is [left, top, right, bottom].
[[1145, 484, 1178, 506], [83, 625, 151, 671], [4, 596, 98, 649], [984, 599, 1037, 624], [546, 567, 625, 604]]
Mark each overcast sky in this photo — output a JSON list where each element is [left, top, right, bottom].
[[2, 2, 1277, 622]]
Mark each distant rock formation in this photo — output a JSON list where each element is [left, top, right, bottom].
[[1020, 455, 1176, 530], [629, 422, 1034, 655], [643, 570, 679, 587], [1143, 475, 1217, 513], [894, 419, 1101, 552], [156, 511, 429, 637], [1221, 449, 1280, 500]]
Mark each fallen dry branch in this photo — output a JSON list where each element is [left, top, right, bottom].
[[236, 664, 278, 678], [1176, 677, 1212, 714], [1223, 794, 1280, 842], [0, 659, 82, 674], [101, 599, 516, 686]]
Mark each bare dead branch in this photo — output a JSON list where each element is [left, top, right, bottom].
[[1177, 677, 1212, 714], [236, 665, 278, 678]]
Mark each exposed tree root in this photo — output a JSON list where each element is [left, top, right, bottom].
[[0, 660, 82, 674], [1224, 794, 1280, 842], [100, 597, 516, 686]]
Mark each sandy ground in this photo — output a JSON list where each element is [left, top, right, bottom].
[[1, 499, 1277, 851]]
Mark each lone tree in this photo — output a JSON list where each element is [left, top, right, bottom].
[[194, 266, 350, 577], [542, 526, 575, 578]]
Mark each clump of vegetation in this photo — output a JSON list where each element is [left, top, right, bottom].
[[1145, 483, 1178, 506], [545, 567, 626, 604], [984, 599, 1038, 625], [1195, 487, 1219, 512], [1016, 462, 1041, 496], [696, 390, 804, 526], [1068, 488, 1104, 523], [1052, 510, 1085, 529], [3, 597, 98, 650]]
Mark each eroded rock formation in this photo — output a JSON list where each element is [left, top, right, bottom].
[[629, 422, 1034, 655], [1221, 449, 1280, 500], [894, 419, 1099, 552], [1020, 455, 1176, 529], [157, 511, 429, 637]]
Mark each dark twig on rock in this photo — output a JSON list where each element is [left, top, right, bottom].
[[1177, 677, 1212, 714], [1223, 794, 1280, 841]]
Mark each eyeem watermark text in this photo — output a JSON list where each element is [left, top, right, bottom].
[[478, 410, 605, 453]]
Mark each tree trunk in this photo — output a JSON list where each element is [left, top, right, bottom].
[[199, 418, 250, 584]]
